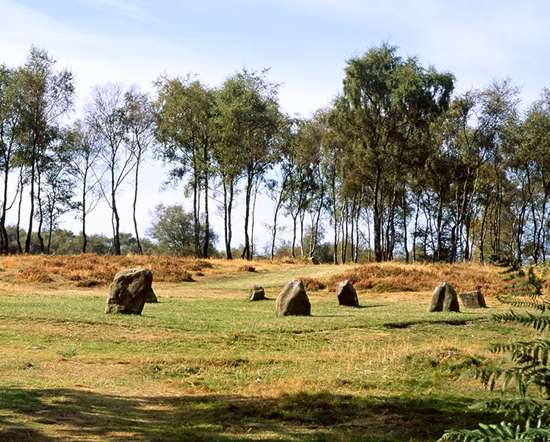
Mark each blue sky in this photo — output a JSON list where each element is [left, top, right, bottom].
[[1, 0, 550, 250]]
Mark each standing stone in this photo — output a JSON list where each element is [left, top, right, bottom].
[[336, 280, 359, 307], [428, 282, 460, 312], [105, 268, 156, 315], [275, 280, 311, 317], [249, 285, 266, 301], [146, 289, 158, 303], [459, 290, 487, 309]]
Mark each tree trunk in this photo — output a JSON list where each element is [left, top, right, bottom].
[[354, 200, 361, 263], [250, 178, 259, 259], [132, 149, 143, 254], [202, 145, 210, 258], [435, 189, 444, 262], [309, 185, 324, 258], [403, 187, 409, 263], [241, 168, 254, 260], [479, 199, 490, 264], [36, 164, 45, 254], [192, 172, 199, 258], [16, 169, 24, 254], [291, 213, 298, 259], [412, 192, 420, 262], [331, 171, 338, 264], [342, 200, 349, 264], [373, 166, 383, 262], [270, 178, 286, 260], [350, 199, 356, 263], [46, 214, 53, 255], [0, 163, 9, 254], [222, 177, 234, 260], [81, 168, 88, 254], [299, 209, 305, 257], [24, 141, 37, 253], [111, 169, 121, 255]]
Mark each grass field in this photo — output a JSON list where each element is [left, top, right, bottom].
[[0, 258, 533, 441]]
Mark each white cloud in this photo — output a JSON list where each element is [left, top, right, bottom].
[[80, 0, 148, 20]]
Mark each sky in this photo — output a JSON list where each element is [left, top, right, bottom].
[[1, 0, 550, 252]]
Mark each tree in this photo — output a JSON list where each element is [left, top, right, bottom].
[[39, 141, 76, 254], [125, 88, 155, 255], [342, 44, 454, 261], [155, 77, 214, 258], [16, 47, 74, 253], [267, 115, 298, 260], [0, 64, 21, 254], [214, 69, 280, 260], [87, 84, 134, 255], [147, 204, 217, 256], [282, 118, 322, 258], [515, 89, 550, 264], [66, 121, 101, 253]]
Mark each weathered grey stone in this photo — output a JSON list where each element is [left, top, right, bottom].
[[459, 290, 487, 309], [428, 282, 460, 312], [275, 280, 311, 317], [336, 280, 359, 307], [105, 268, 156, 314], [146, 289, 158, 303], [249, 285, 266, 301]]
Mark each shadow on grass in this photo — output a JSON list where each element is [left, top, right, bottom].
[[0, 388, 498, 441], [383, 317, 488, 329]]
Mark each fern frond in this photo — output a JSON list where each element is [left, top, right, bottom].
[[493, 311, 550, 332], [496, 296, 547, 312], [491, 340, 550, 376], [439, 421, 550, 441], [474, 398, 550, 424]]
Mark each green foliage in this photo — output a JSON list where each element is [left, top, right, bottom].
[[440, 268, 550, 441], [147, 204, 217, 256], [441, 422, 550, 441]]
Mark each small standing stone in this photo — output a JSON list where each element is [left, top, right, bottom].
[[249, 285, 266, 301], [336, 280, 359, 307], [459, 290, 487, 309], [275, 280, 311, 317], [428, 282, 460, 312], [105, 268, 156, 315]]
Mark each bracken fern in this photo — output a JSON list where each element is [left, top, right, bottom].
[[440, 267, 550, 442]]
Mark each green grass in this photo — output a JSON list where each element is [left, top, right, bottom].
[[0, 264, 533, 441]]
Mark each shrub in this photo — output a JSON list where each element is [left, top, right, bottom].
[[439, 267, 550, 441], [238, 265, 256, 273], [75, 279, 101, 288], [301, 277, 327, 291], [180, 270, 194, 282]]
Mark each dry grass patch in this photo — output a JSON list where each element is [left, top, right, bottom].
[[300, 277, 327, 291], [0, 255, 220, 286], [238, 265, 256, 273], [328, 262, 506, 297]]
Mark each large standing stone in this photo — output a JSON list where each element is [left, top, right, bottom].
[[249, 285, 266, 301], [105, 268, 156, 315], [459, 290, 487, 309], [275, 280, 311, 317], [428, 282, 460, 312], [336, 280, 359, 307]]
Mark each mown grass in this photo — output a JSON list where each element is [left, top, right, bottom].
[[0, 260, 535, 441]]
